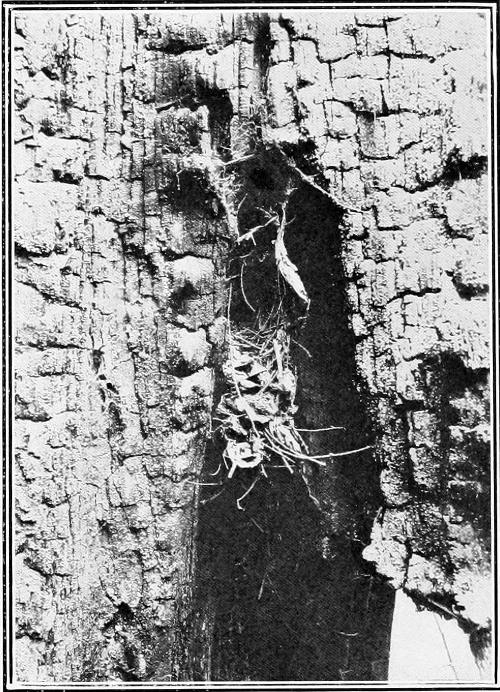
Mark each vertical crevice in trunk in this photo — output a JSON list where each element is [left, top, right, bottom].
[[187, 151, 394, 680], [284, 183, 380, 542]]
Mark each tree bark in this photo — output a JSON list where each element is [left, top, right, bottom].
[[13, 10, 237, 682], [12, 8, 491, 682], [260, 7, 491, 663]]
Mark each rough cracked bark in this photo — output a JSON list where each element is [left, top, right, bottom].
[[261, 8, 491, 658], [12, 8, 491, 682], [13, 11, 250, 681]]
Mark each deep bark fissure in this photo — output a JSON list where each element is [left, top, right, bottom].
[[186, 155, 394, 681]]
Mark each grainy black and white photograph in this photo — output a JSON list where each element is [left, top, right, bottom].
[[2, 2, 498, 688]]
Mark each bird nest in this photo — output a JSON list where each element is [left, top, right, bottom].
[[215, 314, 332, 485], [212, 190, 371, 507], [213, 313, 373, 508]]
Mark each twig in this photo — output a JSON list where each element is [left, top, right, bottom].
[[291, 338, 313, 359], [262, 440, 295, 473], [237, 214, 278, 244], [258, 566, 268, 600], [236, 474, 261, 510], [264, 431, 325, 467], [237, 193, 248, 212], [286, 158, 363, 213], [273, 339, 284, 380], [221, 153, 258, 168], [324, 444, 373, 458], [200, 487, 226, 505], [266, 430, 372, 462], [240, 261, 256, 312], [433, 612, 459, 681], [296, 426, 345, 432], [250, 517, 264, 533]]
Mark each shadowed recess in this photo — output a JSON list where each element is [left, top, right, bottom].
[[186, 178, 394, 682]]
